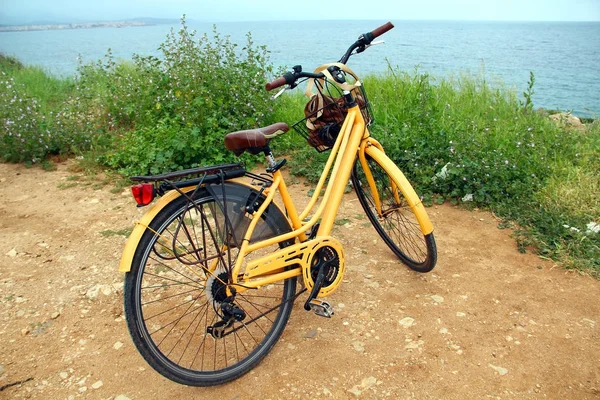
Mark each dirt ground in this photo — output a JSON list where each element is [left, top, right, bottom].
[[0, 160, 598, 400]]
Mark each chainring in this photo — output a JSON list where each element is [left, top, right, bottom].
[[302, 237, 345, 297]]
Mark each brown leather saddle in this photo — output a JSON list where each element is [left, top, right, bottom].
[[224, 122, 289, 156]]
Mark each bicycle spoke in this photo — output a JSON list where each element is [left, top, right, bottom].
[[147, 255, 203, 286], [177, 302, 210, 365], [190, 309, 216, 370], [238, 294, 280, 316], [145, 296, 199, 323], [386, 211, 426, 258], [127, 185, 296, 384], [154, 225, 194, 262], [155, 295, 203, 348], [189, 207, 207, 268], [141, 287, 200, 306], [223, 299, 285, 337], [239, 319, 262, 346], [222, 333, 228, 368], [233, 328, 240, 365], [142, 270, 203, 290], [175, 213, 203, 263], [142, 281, 201, 290], [353, 156, 434, 268], [164, 299, 208, 358]]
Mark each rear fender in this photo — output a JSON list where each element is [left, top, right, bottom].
[[119, 186, 195, 273], [118, 179, 285, 273]]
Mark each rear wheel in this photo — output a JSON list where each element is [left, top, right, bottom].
[[124, 183, 297, 386], [351, 156, 437, 272]]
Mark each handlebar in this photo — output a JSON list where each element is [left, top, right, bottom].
[[264, 69, 325, 91], [265, 21, 395, 91], [265, 76, 288, 91], [371, 21, 394, 39]]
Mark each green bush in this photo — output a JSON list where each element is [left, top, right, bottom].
[[0, 55, 77, 163], [0, 73, 49, 162], [106, 121, 237, 175], [0, 30, 597, 276], [0, 18, 279, 172], [366, 69, 553, 204], [276, 68, 599, 275], [82, 16, 278, 175]]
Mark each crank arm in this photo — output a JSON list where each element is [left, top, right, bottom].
[[303, 260, 329, 311]]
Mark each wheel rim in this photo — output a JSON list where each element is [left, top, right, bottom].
[[132, 193, 294, 378], [353, 157, 430, 265]]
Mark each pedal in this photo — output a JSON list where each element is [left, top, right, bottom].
[[308, 299, 334, 318]]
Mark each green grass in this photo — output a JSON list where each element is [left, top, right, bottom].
[[1, 36, 598, 277], [0, 54, 75, 112], [99, 227, 134, 237], [334, 218, 351, 226], [56, 182, 78, 190], [271, 68, 599, 277]]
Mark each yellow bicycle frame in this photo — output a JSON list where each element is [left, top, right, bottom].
[[120, 101, 433, 296]]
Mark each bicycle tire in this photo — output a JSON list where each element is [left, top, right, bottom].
[[124, 182, 297, 386], [351, 156, 437, 272]]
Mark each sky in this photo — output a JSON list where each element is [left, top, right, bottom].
[[1, 0, 600, 24]]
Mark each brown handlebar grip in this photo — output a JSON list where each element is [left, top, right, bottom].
[[265, 76, 287, 91], [371, 22, 394, 38]]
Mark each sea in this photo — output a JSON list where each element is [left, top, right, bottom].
[[0, 20, 599, 117]]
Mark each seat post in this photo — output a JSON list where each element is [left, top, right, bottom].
[[264, 147, 287, 173], [264, 147, 277, 170]]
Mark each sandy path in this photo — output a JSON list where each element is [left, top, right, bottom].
[[0, 161, 598, 399]]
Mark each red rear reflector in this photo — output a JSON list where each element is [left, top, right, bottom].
[[131, 184, 155, 206]]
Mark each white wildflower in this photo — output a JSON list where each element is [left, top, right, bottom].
[[462, 194, 474, 202], [564, 224, 580, 233], [586, 222, 600, 234], [434, 163, 451, 181]]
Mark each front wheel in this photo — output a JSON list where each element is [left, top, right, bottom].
[[124, 183, 297, 386], [351, 156, 437, 272]]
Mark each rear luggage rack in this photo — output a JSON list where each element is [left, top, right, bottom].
[[131, 163, 245, 183], [131, 163, 247, 194]]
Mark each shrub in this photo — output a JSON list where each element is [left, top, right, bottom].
[[78, 16, 279, 175], [105, 121, 236, 176], [0, 72, 52, 163], [1, 18, 279, 171], [278, 67, 599, 275], [0, 54, 85, 163]]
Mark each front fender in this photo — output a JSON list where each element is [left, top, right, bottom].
[[364, 145, 434, 235]]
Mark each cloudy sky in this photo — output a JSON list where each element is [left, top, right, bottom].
[[1, 0, 599, 24]]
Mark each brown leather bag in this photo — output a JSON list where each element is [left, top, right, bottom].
[[301, 63, 368, 150], [304, 92, 367, 149]]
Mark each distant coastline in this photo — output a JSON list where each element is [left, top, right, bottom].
[[1, 19, 597, 117], [0, 18, 178, 33]]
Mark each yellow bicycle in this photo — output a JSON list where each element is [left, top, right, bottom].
[[120, 22, 437, 386]]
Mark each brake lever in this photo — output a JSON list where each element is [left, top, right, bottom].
[[366, 40, 385, 48], [352, 40, 385, 57], [271, 86, 288, 100]]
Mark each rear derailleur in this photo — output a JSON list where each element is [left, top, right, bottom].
[[206, 290, 246, 339]]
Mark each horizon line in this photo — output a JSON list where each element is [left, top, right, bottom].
[[2, 17, 600, 26]]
